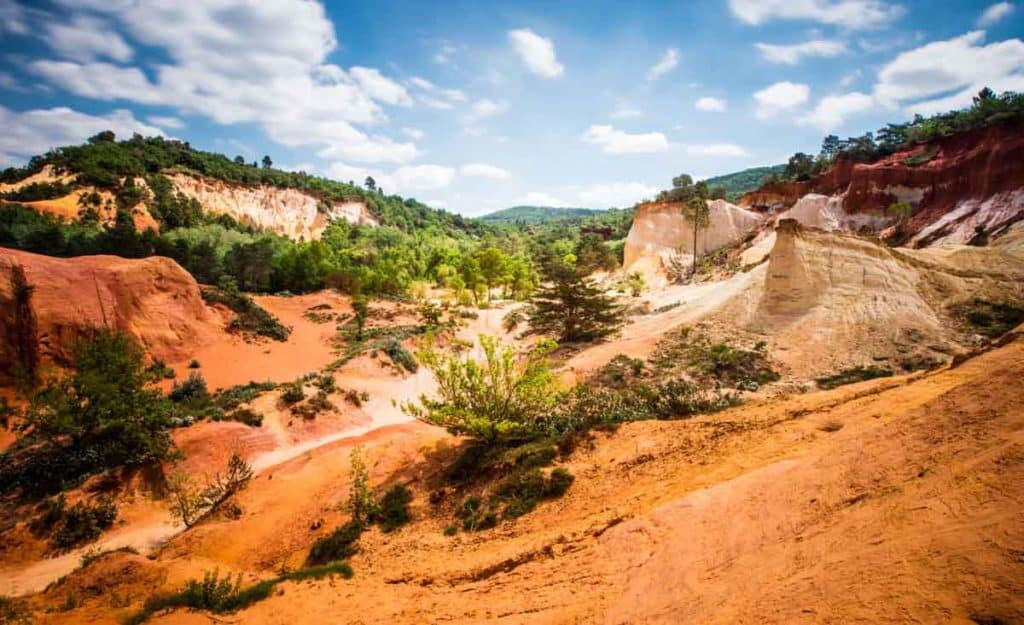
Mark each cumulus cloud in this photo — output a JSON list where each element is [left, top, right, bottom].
[[978, 2, 1014, 27], [28, 1, 417, 164], [753, 81, 810, 119], [610, 103, 643, 119], [684, 143, 750, 157], [390, 164, 456, 192], [402, 127, 425, 140], [408, 76, 466, 109], [798, 92, 875, 129], [755, 40, 847, 64], [582, 125, 669, 154], [646, 48, 679, 81], [433, 39, 457, 64], [515, 191, 571, 207], [46, 15, 133, 63], [0, 105, 165, 165], [575, 182, 658, 207], [349, 67, 412, 106], [728, 0, 903, 29], [460, 163, 510, 179], [465, 98, 506, 123], [508, 28, 564, 78], [695, 97, 727, 112], [874, 30, 1024, 115], [147, 115, 185, 129]]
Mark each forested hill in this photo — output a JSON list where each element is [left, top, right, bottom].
[[481, 205, 606, 223], [0, 132, 479, 234], [704, 165, 785, 202]]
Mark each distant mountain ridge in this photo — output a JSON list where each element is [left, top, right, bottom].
[[480, 205, 607, 223]]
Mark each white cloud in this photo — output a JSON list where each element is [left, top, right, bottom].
[[754, 40, 847, 64], [839, 69, 862, 87], [695, 96, 727, 112], [515, 192, 571, 207], [582, 125, 669, 154], [465, 98, 506, 123], [978, 2, 1014, 27], [728, 0, 903, 29], [610, 103, 643, 119], [874, 30, 1024, 115], [0, 1, 28, 35], [646, 48, 679, 81], [685, 143, 750, 157], [29, 1, 417, 164], [0, 106, 165, 165], [575, 183, 658, 208], [408, 76, 466, 107], [402, 127, 425, 140], [508, 28, 564, 78], [798, 91, 875, 130], [390, 164, 456, 192], [460, 163, 510, 179], [753, 81, 810, 119], [349, 67, 412, 106], [433, 40, 457, 64], [147, 115, 185, 129], [46, 15, 133, 63]]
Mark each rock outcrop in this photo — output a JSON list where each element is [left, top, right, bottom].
[[623, 199, 763, 273], [739, 120, 1024, 246], [166, 173, 377, 240], [0, 247, 218, 372]]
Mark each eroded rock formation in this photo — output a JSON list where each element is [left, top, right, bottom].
[[0, 247, 218, 372], [166, 173, 377, 240]]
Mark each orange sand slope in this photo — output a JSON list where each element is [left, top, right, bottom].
[[28, 327, 1024, 624]]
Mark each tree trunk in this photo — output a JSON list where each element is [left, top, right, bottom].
[[691, 222, 699, 277]]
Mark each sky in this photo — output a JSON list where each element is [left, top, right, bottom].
[[1, 1, 1023, 216]]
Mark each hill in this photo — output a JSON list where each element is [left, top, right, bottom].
[[480, 205, 606, 223], [704, 165, 784, 202]]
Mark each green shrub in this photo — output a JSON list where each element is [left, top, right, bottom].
[[374, 485, 413, 533], [0, 595, 32, 624], [958, 298, 1024, 337], [35, 494, 118, 551], [228, 408, 263, 427], [213, 381, 276, 411], [306, 520, 365, 565], [382, 338, 418, 373], [168, 372, 209, 403], [202, 287, 290, 341], [280, 381, 305, 405], [815, 366, 894, 390]]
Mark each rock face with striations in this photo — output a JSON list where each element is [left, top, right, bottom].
[[0, 247, 218, 372], [739, 121, 1024, 246], [166, 173, 378, 241], [623, 199, 763, 273]]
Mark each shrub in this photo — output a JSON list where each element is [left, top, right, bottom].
[[382, 338, 418, 373], [404, 335, 561, 446], [166, 453, 254, 528], [958, 298, 1024, 338], [213, 381, 276, 411], [168, 372, 209, 403], [228, 408, 263, 427], [374, 485, 413, 533], [0, 331, 176, 498], [815, 366, 893, 390], [0, 595, 32, 624], [345, 447, 377, 524], [202, 287, 290, 341], [35, 494, 118, 551], [280, 381, 305, 405], [495, 467, 574, 520], [189, 359, 201, 369], [306, 520, 365, 565]]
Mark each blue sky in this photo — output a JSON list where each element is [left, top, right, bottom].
[[1, 1, 1022, 215]]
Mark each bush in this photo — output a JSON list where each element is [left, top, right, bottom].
[[202, 287, 290, 341], [382, 338, 418, 373], [168, 372, 209, 403], [306, 520, 365, 565], [228, 408, 263, 427], [374, 485, 413, 533], [35, 494, 118, 551], [279, 381, 305, 405], [0, 331, 176, 498], [815, 366, 893, 390], [958, 298, 1024, 338], [495, 467, 574, 520]]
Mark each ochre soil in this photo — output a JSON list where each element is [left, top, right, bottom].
[[19, 328, 1024, 625]]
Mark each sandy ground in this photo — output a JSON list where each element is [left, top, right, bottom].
[[14, 326, 1022, 624]]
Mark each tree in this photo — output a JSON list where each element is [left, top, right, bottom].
[[88, 130, 116, 144], [819, 134, 841, 160], [404, 335, 561, 445], [527, 263, 624, 342], [233, 155, 245, 165], [475, 246, 509, 298], [364, 176, 376, 192], [345, 446, 377, 524], [352, 295, 369, 340], [784, 152, 814, 180], [5, 331, 176, 496], [261, 155, 272, 169], [681, 183, 711, 277]]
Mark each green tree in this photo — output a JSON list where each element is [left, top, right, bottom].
[[352, 295, 369, 340], [261, 155, 272, 169], [681, 185, 711, 277], [475, 246, 510, 298], [784, 152, 814, 180], [404, 335, 561, 445], [527, 263, 623, 342]]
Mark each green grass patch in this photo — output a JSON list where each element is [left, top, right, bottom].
[[815, 366, 894, 390]]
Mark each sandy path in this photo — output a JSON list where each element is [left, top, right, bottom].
[[562, 265, 764, 381]]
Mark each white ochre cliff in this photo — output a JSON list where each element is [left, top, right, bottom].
[[166, 173, 378, 240]]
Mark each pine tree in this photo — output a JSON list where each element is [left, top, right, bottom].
[[527, 263, 623, 342]]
